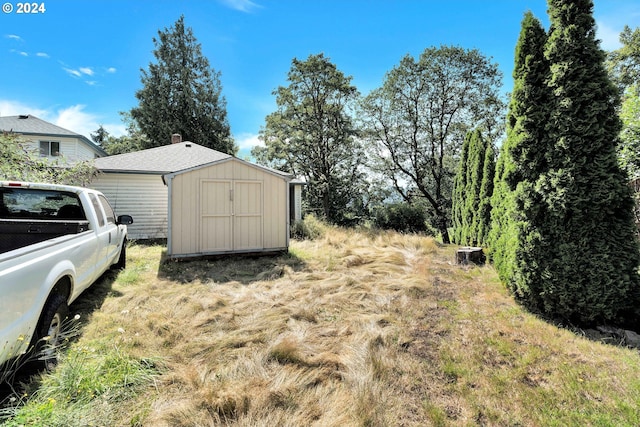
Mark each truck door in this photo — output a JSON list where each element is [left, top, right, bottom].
[[88, 194, 115, 281], [97, 194, 121, 264]]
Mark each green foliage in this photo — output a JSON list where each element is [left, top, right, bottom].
[[607, 25, 640, 95], [3, 345, 159, 426], [290, 214, 327, 240], [477, 143, 496, 245], [254, 53, 365, 224], [91, 116, 144, 155], [359, 46, 505, 243], [488, 11, 549, 288], [451, 130, 494, 246], [0, 133, 97, 186], [504, 1, 640, 325], [451, 134, 470, 245], [130, 15, 235, 154], [618, 85, 640, 178], [373, 202, 429, 234]]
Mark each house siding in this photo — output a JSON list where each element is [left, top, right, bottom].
[[22, 136, 99, 163], [91, 173, 168, 240]]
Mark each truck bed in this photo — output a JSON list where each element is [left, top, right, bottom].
[[0, 220, 90, 254]]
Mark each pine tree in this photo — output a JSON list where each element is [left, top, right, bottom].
[[518, 0, 640, 324], [131, 16, 235, 153]]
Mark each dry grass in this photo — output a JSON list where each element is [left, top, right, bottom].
[[8, 227, 640, 426]]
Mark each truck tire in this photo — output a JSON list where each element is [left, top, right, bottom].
[[32, 293, 69, 366], [111, 238, 127, 270]]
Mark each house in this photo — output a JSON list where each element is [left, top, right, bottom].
[[92, 138, 303, 241], [164, 157, 292, 258], [0, 114, 107, 161], [92, 140, 230, 239]]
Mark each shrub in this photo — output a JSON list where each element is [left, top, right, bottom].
[[373, 202, 429, 234], [290, 214, 327, 240]]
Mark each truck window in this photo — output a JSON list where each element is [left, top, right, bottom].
[[89, 194, 105, 227], [98, 195, 116, 224], [0, 188, 85, 220]]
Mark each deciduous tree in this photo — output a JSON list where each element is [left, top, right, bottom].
[[359, 46, 504, 243], [254, 54, 365, 224]]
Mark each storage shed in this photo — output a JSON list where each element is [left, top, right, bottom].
[[164, 157, 292, 258]]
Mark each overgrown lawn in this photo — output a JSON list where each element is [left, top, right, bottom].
[[2, 227, 640, 426]]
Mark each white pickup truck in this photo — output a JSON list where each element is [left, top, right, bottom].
[[0, 181, 132, 367]]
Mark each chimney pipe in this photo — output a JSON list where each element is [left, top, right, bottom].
[[171, 133, 182, 144]]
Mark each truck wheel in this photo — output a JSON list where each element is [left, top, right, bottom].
[[111, 239, 127, 270], [32, 293, 69, 367]]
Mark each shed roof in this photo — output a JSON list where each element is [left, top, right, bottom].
[[163, 156, 293, 182], [0, 114, 107, 156], [94, 141, 232, 174]]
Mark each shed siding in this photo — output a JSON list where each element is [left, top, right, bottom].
[[91, 173, 168, 239], [168, 159, 288, 256]]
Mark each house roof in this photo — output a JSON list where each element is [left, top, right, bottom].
[[0, 114, 107, 156], [94, 141, 233, 174]]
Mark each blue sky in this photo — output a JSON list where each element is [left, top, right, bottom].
[[1, 0, 639, 156]]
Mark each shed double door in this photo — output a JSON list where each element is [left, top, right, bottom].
[[200, 180, 263, 252]]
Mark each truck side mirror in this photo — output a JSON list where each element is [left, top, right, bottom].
[[117, 215, 133, 225]]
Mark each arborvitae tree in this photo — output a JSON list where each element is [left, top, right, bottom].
[[451, 133, 471, 244], [131, 16, 235, 153], [451, 129, 491, 246], [477, 143, 495, 246], [464, 130, 488, 246], [518, 0, 640, 324], [488, 12, 549, 291], [488, 149, 518, 282]]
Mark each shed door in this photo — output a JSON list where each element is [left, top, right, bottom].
[[199, 180, 263, 252], [234, 181, 263, 251], [200, 180, 233, 252]]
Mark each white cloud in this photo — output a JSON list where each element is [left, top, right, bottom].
[[79, 67, 94, 76], [234, 132, 262, 151], [52, 105, 100, 139], [596, 20, 622, 51], [6, 34, 22, 41], [218, 0, 261, 13], [64, 68, 82, 78], [36, 52, 49, 58], [106, 67, 117, 73], [0, 100, 48, 118]]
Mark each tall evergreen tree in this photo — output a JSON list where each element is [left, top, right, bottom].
[[131, 16, 235, 154], [516, 0, 640, 324], [463, 130, 488, 246], [477, 143, 495, 246], [489, 12, 550, 291], [451, 133, 471, 244], [451, 129, 492, 246]]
